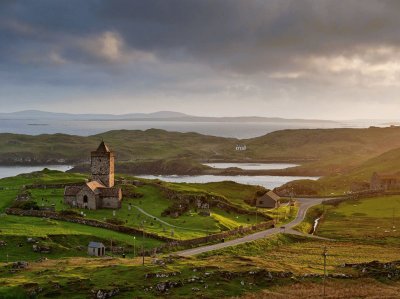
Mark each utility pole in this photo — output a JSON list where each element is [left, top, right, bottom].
[[393, 208, 396, 229], [142, 221, 145, 266], [255, 207, 258, 225], [289, 186, 294, 215], [133, 236, 136, 259], [276, 209, 280, 225], [323, 246, 328, 297]]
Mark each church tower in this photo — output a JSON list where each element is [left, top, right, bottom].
[[91, 141, 115, 187]]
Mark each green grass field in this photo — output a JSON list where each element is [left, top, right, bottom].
[[1, 233, 399, 299], [316, 196, 400, 245], [0, 215, 163, 263], [28, 184, 261, 240], [0, 169, 86, 212], [1, 194, 400, 298], [0, 170, 269, 241]]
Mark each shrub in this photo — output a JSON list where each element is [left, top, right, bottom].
[[11, 200, 39, 210], [59, 210, 83, 217], [106, 218, 124, 226]]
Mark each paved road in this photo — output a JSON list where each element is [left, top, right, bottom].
[[176, 197, 327, 257]]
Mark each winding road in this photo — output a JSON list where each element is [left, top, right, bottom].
[[176, 197, 328, 257]]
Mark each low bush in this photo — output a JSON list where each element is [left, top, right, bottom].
[[59, 210, 83, 217], [11, 200, 39, 210], [105, 218, 125, 226]]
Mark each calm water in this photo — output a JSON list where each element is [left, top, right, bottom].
[[0, 164, 317, 188], [0, 165, 72, 179], [0, 119, 357, 139], [203, 162, 299, 170], [137, 174, 319, 189]]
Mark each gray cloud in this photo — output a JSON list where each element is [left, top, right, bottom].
[[1, 0, 400, 118]]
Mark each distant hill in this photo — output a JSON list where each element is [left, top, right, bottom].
[[338, 147, 400, 181], [0, 110, 190, 120], [2, 127, 400, 178], [0, 110, 338, 124]]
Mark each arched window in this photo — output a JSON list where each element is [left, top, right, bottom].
[[83, 195, 88, 203]]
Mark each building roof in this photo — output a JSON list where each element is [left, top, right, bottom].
[[257, 190, 280, 202], [266, 190, 281, 201], [99, 187, 121, 197], [64, 185, 83, 196], [95, 141, 111, 153], [65, 181, 121, 198], [88, 242, 105, 248], [86, 181, 106, 191]]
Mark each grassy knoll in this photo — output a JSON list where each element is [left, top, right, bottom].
[[27, 183, 261, 240], [163, 181, 263, 209], [0, 215, 163, 263], [316, 195, 400, 245], [149, 180, 294, 224], [1, 170, 266, 240], [0, 129, 236, 164], [0, 169, 86, 212]]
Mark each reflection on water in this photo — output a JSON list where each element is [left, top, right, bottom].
[[137, 174, 319, 189], [0, 165, 72, 179]]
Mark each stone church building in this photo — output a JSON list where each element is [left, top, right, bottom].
[[64, 141, 122, 210]]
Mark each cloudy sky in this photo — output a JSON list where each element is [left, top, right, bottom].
[[1, 0, 400, 119]]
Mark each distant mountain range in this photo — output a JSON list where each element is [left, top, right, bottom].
[[0, 110, 338, 124]]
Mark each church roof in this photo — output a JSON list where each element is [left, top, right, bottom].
[[99, 187, 121, 197], [95, 141, 111, 153], [86, 181, 106, 191], [64, 185, 82, 196]]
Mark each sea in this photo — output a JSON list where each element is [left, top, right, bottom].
[[0, 118, 385, 138], [0, 163, 317, 189]]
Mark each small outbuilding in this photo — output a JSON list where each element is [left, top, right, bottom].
[[88, 242, 106, 257], [370, 172, 400, 191], [256, 190, 280, 209]]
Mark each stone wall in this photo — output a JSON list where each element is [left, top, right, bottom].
[[26, 183, 84, 189], [5, 208, 173, 243], [102, 196, 121, 209], [5, 208, 274, 254]]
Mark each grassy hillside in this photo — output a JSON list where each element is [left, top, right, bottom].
[[3, 127, 400, 176], [316, 195, 400, 245], [0, 169, 86, 212], [277, 147, 400, 196], [0, 170, 273, 240], [348, 147, 400, 178], [0, 129, 237, 164], [0, 215, 162, 263], [246, 126, 400, 174], [2, 195, 400, 298]]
